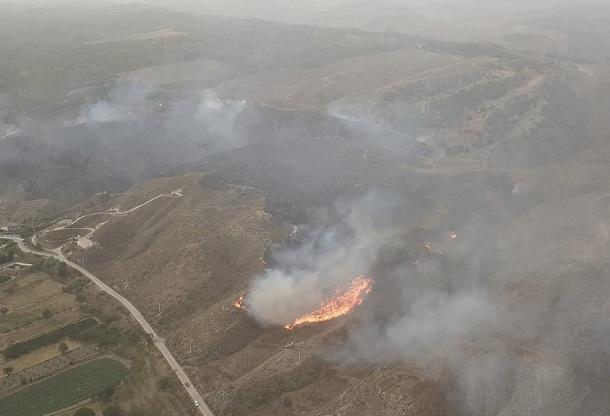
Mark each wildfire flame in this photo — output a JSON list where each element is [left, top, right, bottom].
[[233, 276, 374, 330], [234, 293, 246, 310], [284, 275, 374, 330]]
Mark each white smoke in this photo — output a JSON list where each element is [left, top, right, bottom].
[[0, 122, 21, 140], [195, 93, 246, 140], [77, 83, 155, 124], [242, 184, 594, 414], [76, 85, 248, 152], [384, 289, 498, 360], [246, 191, 400, 326]]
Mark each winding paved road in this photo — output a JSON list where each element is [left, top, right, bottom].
[[1, 236, 213, 416]]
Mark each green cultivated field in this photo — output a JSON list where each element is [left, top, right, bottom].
[[2, 318, 97, 359], [0, 357, 128, 416]]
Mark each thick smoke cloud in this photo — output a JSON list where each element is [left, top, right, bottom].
[[0, 83, 253, 200], [76, 83, 156, 124], [244, 172, 610, 415], [195, 94, 246, 141], [76, 84, 248, 151], [246, 191, 402, 326], [243, 189, 519, 414], [0, 94, 22, 141]]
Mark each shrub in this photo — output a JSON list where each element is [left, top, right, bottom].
[[92, 326, 122, 348], [102, 404, 125, 416], [157, 376, 174, 391], [97, 385, 115, 402], [56, 261, 69, 279], [2, 318, 97, 359], [74, 408, 96, 416]]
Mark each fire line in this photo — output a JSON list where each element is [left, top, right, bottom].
[[233, 275, 374, 330], [284, 276, 374, 329]]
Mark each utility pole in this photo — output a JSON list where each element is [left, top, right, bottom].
[[157, 302, 162, 315]]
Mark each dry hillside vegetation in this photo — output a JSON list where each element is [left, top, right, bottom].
[[53, 174, 450, 416]]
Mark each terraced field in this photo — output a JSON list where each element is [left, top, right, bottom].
[[0, 269, 89, 348], [0, 357, 128, 416], [2, 318, 97, 359]]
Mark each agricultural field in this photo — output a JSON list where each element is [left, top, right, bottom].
[[0, 271, 84, 336], [0, 339, 80, 377], [2, 318, 98, 359], [0, 244, 194, 415], [0, 357, 128, 416], [0, 265, 105, 406]]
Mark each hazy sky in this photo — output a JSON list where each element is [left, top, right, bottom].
[[102, 0, 598, 42], [6, 0, 585, 43]]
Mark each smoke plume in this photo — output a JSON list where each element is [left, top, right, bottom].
[[243, 168, 610, 415], [246, 191, 401, 326]]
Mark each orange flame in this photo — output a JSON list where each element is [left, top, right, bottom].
[[284, 276, 374, 330], [234, 293, 246, 310]]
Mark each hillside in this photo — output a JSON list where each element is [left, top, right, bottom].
[[40, 173, 452, 416], [0, 1, 513, 203], [3, 2, 610, 415]]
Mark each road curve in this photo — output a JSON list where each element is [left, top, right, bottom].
[[1, 236, 214, 416]]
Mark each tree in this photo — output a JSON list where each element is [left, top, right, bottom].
[[97, 385, 115, 402], [102, 405, 125, 416], [56, 261, 68, 279], [2, 367, 13, 376], [157, 376, 174, 391], [42, 309, 52, 319], [59, 342, 69, 354], [74, 408, 96, 416]]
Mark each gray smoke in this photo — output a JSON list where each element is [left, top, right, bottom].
[[0, 94, 22, 141], [194, 93, 246, 141], [76, 83, 156, 124], [0, 83, 253, 200], [76, 84, 247, 151], [246, 191, 401, 326], [244, 172, 610, 415]]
